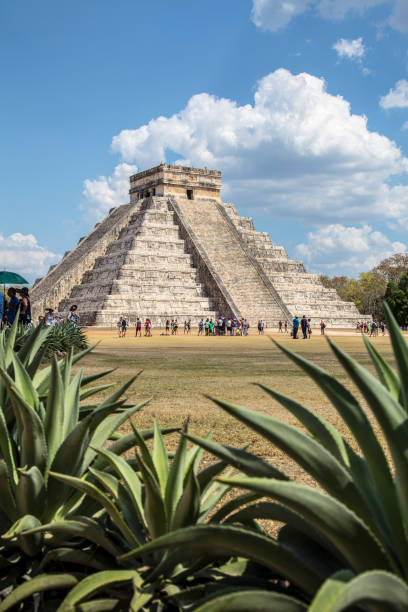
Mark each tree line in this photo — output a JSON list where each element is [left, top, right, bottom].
[[320, 253, 408, 326]]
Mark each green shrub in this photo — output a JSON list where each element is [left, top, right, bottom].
[[6, 320, 88, 359]]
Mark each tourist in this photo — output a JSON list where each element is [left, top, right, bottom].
[[307, 318, 312, 339], [135, 317, 142, 336], [184, 320, 189, 335], [380, 321, 386, 336], [6, 288, 19, 325], [0, 290, 4, 329], [292, 315, 300, 339], [301, 315, 308, 339], [121, 317, 128, 337], [45, 308, 55, 326], [258, 320, 264, 335], [173, 319, 178, 335], [320, 320, 326, 335], [67, 305, 80, 326], [204, 318, 210, 336], [17, 287, 31, 325], [198, 319, 204, 335], [145, 318, 152, 337], [165, 319, 170, 335], [278, 320, 283, 332], [284, 320, 288, 333], [226, 318, 232, 335]]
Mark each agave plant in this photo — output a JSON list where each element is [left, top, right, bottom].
[[109, 303, 408, 611], [0, 317, 179, 604], [8, 421, 256, 610]]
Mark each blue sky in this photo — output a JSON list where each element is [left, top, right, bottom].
[[1, 0, 408, 281]]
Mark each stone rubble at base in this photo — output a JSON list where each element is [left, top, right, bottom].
[[31, 164, 360, 328]]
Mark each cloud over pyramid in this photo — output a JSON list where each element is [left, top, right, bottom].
[[31, 164, 359, 327]]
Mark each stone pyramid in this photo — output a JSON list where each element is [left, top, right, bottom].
[[31, 164, 360, 327]]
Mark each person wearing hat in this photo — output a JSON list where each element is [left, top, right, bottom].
[[45, 308, 55, 326], [67, 304, 80, 325]]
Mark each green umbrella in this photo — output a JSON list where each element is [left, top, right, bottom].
[[0, 271, 28, 285]]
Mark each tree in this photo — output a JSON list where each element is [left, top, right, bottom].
[[320, 272, 386, 319], [385, 272, 408, 327], [372, 253, 408, 284]]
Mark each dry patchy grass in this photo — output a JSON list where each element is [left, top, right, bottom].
[[78, 327, 398, 487]]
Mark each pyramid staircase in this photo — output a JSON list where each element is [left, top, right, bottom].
[[59, 197, 218, 326]]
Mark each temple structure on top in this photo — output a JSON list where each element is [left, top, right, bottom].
[[31, 164, 360, 327]]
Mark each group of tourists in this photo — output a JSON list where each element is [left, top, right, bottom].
[[197, 317, 251, 336], [291, 315, 316, 339], [0, 286, 80, 330], [356, 320, 386, 336], [0, 287, 31, 328]]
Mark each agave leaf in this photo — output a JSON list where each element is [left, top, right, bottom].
[[256, 383, 391, 547], [0, 459, 17, 520], [40, 547, 108, 571], [210, 492, 262, 523], [330, 569, 408, 612], [328, 336, 408, 566], [185, 432, 289, 480], [171, 462, 200, 530], [92, 447, 145, 530], [129, 422, 158, 478], [0, 408, 17, 487], [80, 383, 116, 401], [308, 569, 354, 612], [165, 422, 188, 520], [152, 418, 169, 495], [363, 334, 401, 402], [0, 369, 48, 473], [24, 517, 120, 557], [84, 397, 151, 469], [56, 570, 141, 611], [120, 524, 322, 596], [199, 473, 234, 521], [197, 458, 229, 495], [207, 396, 378, 539], [63, 369, 82, 438], [226, 501, 327, 544], [16, 465, 45, 518], [192, 589, 307, 611], [136, 454, 167, 539], [81, 368, 116, 387], [104, 426, 178, 461], [384, 302, 408, 412], [219, 477, 395, 574], [3, 311, 19, 367], [257, 383, 349, 466], [273, 339, 405, 568], [3, 513, 43, 557], [45, 355, 65, 468], [49, 472, 140, 547], [0, 573, 79, 612], [10, 351, 39, 412], [71, 599, 123, 611], [16, 321, 50, 369]]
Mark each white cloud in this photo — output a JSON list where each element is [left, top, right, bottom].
[[81, 162, 137, 220], [0, 233, 60, 282], [251, 0, 311, 32], [333, 37, 365, 60], [104, 68, 408, 226], [251, 1, 408, 32], [295, 224, 406, 274], [380, 79, 408, 109]]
